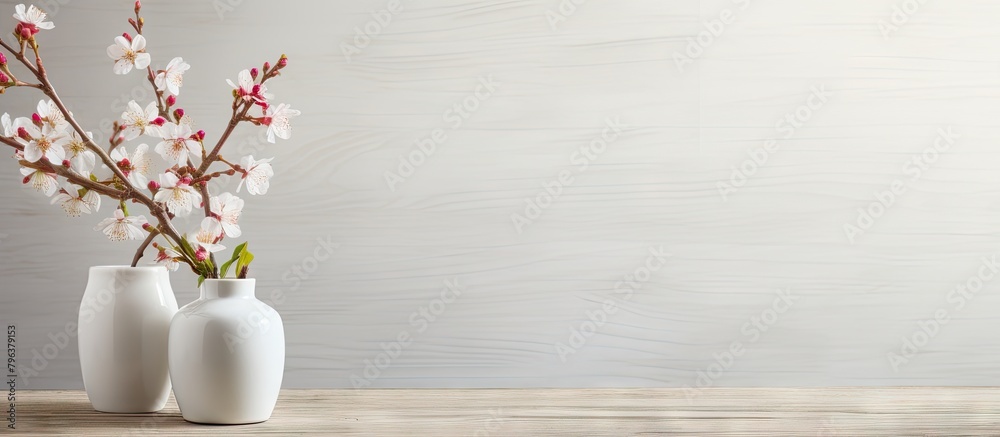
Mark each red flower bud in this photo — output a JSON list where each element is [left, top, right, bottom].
[[195, 247, 208, 261], [0, 52, 6, 65], [173, 108, 184, 119], [122, 32, 132, 43], [31, 113, 42, 125], [0, 72, 8, 83], [196, 130, 206, 141], [263, 62, 271, 72], [250, 68, 259, 79], [135, 0, 141, 13], [151, 116, 166, 126], [16, 127, 30, 140], [166, 95, 176, 106], [148, 180, 160, 191], [22, 175, 30, 184], [179, 176, 193, 185], [62, 160, 71, 168], [251, 84, 261, 95], [142, 223, 152, 230]]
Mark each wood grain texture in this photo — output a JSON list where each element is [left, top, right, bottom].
[[3, 0, 1000, 389], [16, 388, 1000, 436]]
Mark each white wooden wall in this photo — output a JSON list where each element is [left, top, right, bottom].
[[3, 0, 1000, 389]]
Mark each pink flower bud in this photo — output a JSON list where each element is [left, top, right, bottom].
[[147, 180, 160, 191], [151, 116, 166, 126], [179, 176, 193, 185], [251, 84, 261, 95], [31, 113, 42, 125], [261, 117, 273, 126], [0, 52, 6, 65], [16, 127, 30, 140], [173, 109, 184, 120], [278, 55, 288, 68], [263, 62, 271, 72], [135, 0, 141, 13], [122, 32, 132, 43], [15, 23, 36, 40], [0, 72, 8, 83], [250, 68, 259, 79], [195, 247, 208, 261], [196, 130, 206, 141], [166, 95, 176, 106], [62, 160, 71, 168], [142, 223, 152, 230]]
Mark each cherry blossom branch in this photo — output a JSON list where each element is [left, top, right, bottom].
[[0, 135, 24, 152], [194, 103, 251, 177], [145, 67, 167, 118], [17, 48, 192, 254], [0, 37, 39, 77], [0, 136, 125, 199], [194, 55, 284, 178], [2, 5, 296, 281], [131, 227, 158, 267], [125, 4, 169, 120]]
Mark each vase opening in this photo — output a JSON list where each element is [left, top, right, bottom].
[[201, 278, 257, 299]]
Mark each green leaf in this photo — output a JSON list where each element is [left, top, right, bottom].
[[197, 275, 205, 287], [219, 258, 237, 278], [220, 242, 248, 278], [236, 244, 254, 279], [177, 235, 197, 259], [237, 251, 254, 276], [220, 255, 238, 278], [233, 242, 249, 258]]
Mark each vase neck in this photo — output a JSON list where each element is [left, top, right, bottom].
[[200, 279, 256, 299]]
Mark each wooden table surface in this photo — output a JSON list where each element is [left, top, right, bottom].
[[14, 388, 1000, 436]]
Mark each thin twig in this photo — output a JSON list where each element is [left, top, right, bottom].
[[131, 228, 159, 267]]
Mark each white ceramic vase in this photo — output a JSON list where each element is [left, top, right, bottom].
[[78, 265, 177, 413], [168, 278, 285, 424]]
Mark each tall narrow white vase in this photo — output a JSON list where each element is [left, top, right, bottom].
[[78, 266, 177, 413]]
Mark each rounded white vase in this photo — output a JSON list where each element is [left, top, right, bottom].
[[168, 278, 285, 424], [78, 265, 178, 413]]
